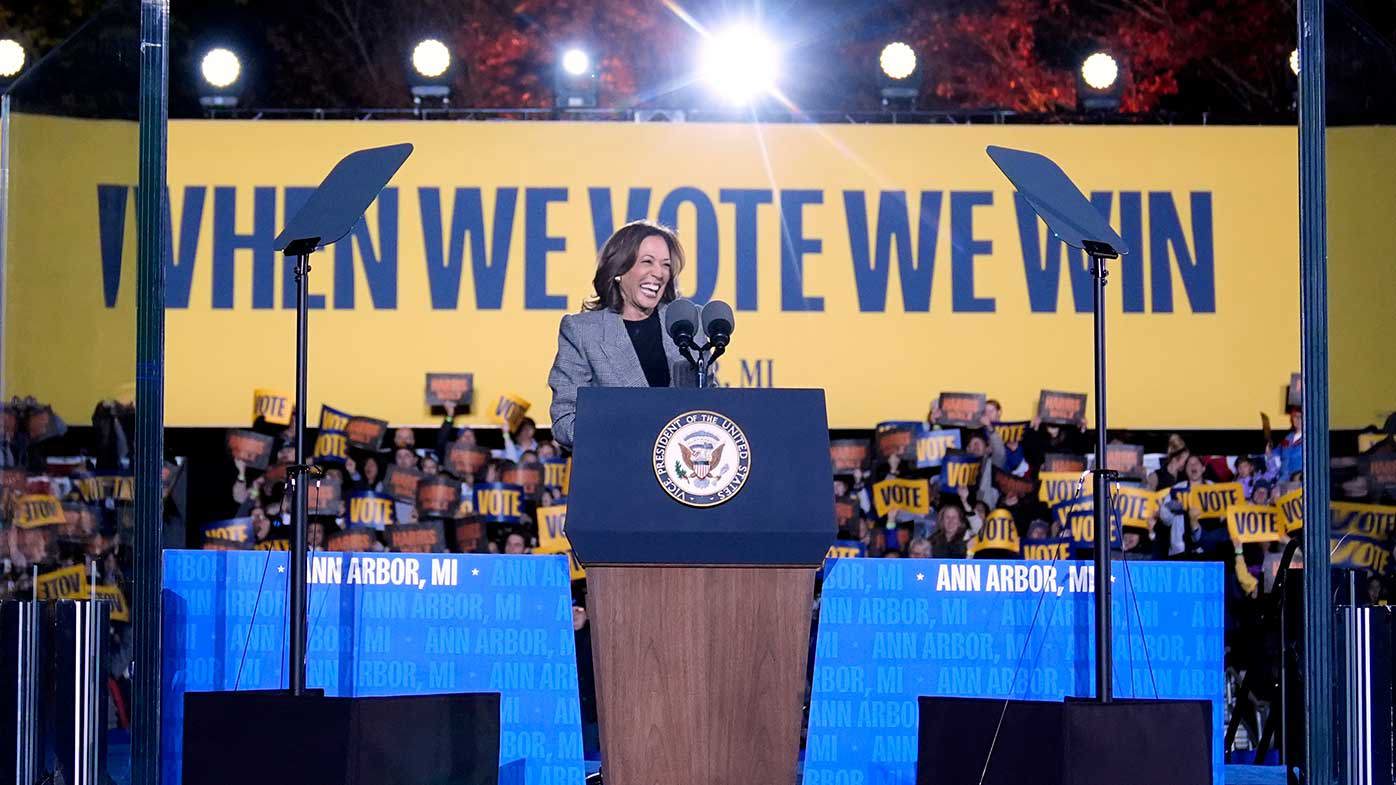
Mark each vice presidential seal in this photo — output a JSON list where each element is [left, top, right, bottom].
[[653, 410, 752, 507]]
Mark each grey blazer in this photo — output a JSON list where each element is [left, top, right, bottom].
[[547, 303, 697, 448]]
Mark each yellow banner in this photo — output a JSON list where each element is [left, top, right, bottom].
[[536, 504, 570, 553], [872, 478, 931, 518], [1277, 488, 1304, 533], [1023, 539, 1071, 560], [826, 543, 864, 559], [914, 431, 960, 467], [15, 494, 65, 528], [1226, 503, 1282, 544], [313, 431, 349, 463], [8, 117, 1396, 429], [493, 393, 531, 432], [252, 388, 293, 426], [970, 509, 1021, 555], [348, 494, 395, 528], [60, 584, 131, 622], [535, 505, 584, 579], [1039, 472, 1089, 506], [993, 421, 1028, 446], [1113, 486, 1163, 531], [1186, 482, 1244, 520], [36, 564, 89, 600], [1331, 501, 1396, 543]]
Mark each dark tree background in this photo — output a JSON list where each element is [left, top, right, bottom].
[[3, 0, 1394, 120]]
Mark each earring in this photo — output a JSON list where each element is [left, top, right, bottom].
[[614, 276, 621, 281]]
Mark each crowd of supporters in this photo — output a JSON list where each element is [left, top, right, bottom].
[[3, 390, 1395, 754]]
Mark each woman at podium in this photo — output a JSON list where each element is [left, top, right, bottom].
[[547, 220, 693, 448]]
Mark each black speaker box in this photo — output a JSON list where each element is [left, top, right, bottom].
[[183, 691, 501, 785], [917, 696, 1212, 785]]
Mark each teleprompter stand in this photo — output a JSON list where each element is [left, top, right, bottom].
[[181, 145, 502, 785], [273, 142, 413, 695], [910, 148, 1212, 783]]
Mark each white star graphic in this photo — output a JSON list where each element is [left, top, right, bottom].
[[277, 565, 285, 574], [916, 572, 925, 581], [471, 568, 480, 576]]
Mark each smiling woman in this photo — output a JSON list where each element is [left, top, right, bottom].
[[547, 220, 695, 448]]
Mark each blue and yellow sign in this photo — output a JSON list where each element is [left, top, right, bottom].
[[11, 118, 1396, 432]]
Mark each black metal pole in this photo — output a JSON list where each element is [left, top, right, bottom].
[[132, 1, 169, 781], [288, 250, 312, 695], [1089, 248, 1114, 704], [1297, 0, 1333, 780]]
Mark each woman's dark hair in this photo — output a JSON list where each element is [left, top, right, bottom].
[[582, 219, 685, 312]]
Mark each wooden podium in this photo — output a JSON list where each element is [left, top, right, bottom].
[[568, 388, 834, 785]]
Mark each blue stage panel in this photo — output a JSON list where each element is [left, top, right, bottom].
[[805, 559, 1225, 785], [160, 550, 585, 785]]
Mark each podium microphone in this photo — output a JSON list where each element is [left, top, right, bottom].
[[701, 300, 734, 348], [664, 298, 701, 350]]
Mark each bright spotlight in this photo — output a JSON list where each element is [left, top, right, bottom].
[[0, 39, 25, 79], [412, 39, 451, 79], [562, 48, 591, 77], [701, 25, 779, 105], [1289, 48, 1300, 75], [1080, 52, 1119, 91], [200, 47, 241, 89], [879, 42, 916, 80]]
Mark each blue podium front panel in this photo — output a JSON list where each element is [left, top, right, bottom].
[[805, 559, 1225, 785], [161, 551, 584, 785]]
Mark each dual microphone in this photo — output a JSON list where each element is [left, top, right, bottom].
[[663, 298, 734, 388]]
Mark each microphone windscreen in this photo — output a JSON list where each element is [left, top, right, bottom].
[[701, 299, 735, 336], [665, 298, 700, 339]]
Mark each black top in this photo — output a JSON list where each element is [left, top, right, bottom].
[[623, 310, 671, 388]]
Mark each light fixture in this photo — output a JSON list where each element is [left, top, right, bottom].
[[556, 46, 598, 108], [198, 47, 243, 109], [878, 41, 920, 109], [562, 48, 591, 77], [1076, 51, 1123, 111], [0, 38, 25, 80], [407, 38, 453, 105], [879, 42, 916, 81], [701, 24, 780, 105], [411, 39, 450, 79], [1080, 52, 1119, 90], [1289, 48, 1300, 76]]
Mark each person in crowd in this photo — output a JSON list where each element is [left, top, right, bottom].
[[497, 417, 539, 462], [393, 427, 416, 450], [547, 220, 692, 448], [1275, 406, 1304, 479], [393, 447, 418, 471], [929, 504, 969, 559], [353, 455, 383, 493], [503, 531, 529, 554], [907, 537, 932, 558], [420, 452, 441, 477], [1149, 435, 1189, 490]]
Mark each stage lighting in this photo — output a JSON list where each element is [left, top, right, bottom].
[[1080, 52, 1118, 90], [198, 47, 243, 109], [879, 42, 916, 80], [0, 38, 25, 79], [412, 39, 450, 78], [1289, 48, 1300, 75], [701, 24, 779, 105], [1076, 51, 1123, 111], [877, 41, 920, 109], [407, 38, 453, 103], [562, 48, 591, 77], [556, 46, 598, 108]]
